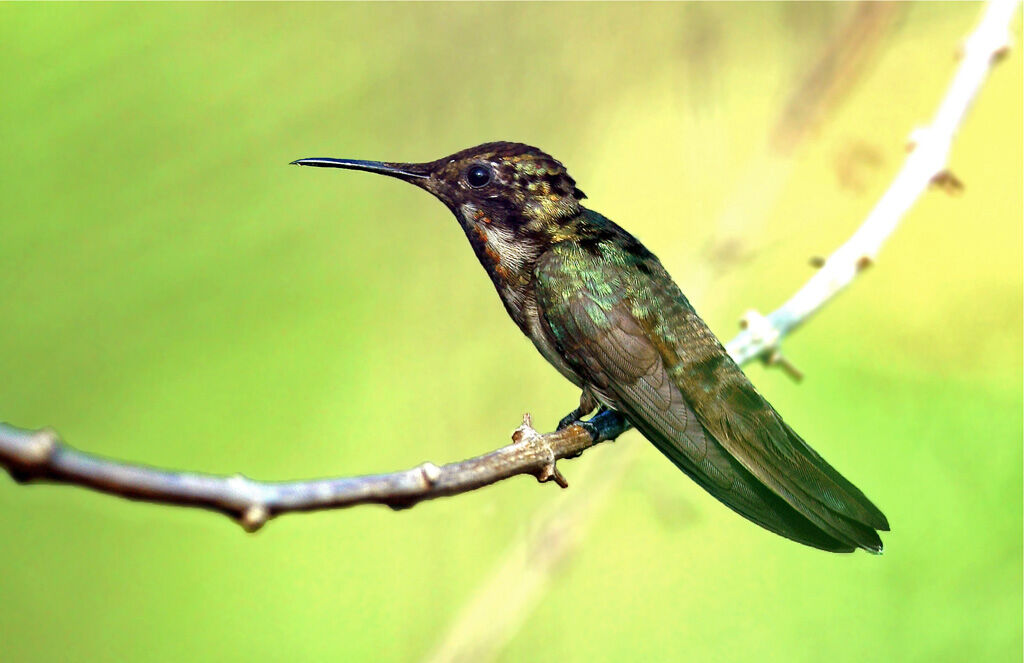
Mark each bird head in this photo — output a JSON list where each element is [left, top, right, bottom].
[[292, 142, 586, 241]]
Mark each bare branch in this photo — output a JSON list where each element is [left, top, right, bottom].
[[726, 0, 1020, 370], [0, 0, 1016, 532], [0, 414, 623, 532]]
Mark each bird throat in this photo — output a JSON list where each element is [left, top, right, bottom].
[[457, 203, 547, 322]]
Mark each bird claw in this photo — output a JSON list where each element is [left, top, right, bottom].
[[577, 420, 601, 441], [556, 412, 579, 431], [556, 415, 601, 442]]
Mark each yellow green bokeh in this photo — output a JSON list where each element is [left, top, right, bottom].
[[0, 3, 1020, 661]]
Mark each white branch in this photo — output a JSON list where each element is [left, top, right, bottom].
[[726, 0, 1020, 368]]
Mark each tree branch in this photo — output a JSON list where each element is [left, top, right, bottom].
[[0, 412, 626, 532], [0, 0, 1016, 531]]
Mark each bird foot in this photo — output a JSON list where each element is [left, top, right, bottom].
[[557, 411, 581, 431], [563, 418, 601, 441], [557, 410, 603, 441]]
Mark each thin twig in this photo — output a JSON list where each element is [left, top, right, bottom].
[[0, 0, 1017, 532], [726, 0, 1020, 370]]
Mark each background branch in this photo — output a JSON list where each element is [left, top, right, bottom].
[[0, 0, 1016, 534], [726, 0, 1019, 369]]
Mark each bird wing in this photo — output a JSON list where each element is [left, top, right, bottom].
[[534, 240, 888, 552]]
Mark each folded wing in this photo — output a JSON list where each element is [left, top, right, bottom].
[[535, 241, 888, 552]]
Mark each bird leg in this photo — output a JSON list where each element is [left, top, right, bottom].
[[556, 389, 631, 443], [557, 387, 599, 431], [582, 407, 630, 443]]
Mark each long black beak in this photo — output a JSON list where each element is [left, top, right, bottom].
[[290, 158, 429, 181]]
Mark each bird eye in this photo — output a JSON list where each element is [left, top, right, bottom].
[[466, 164, 492, 188]]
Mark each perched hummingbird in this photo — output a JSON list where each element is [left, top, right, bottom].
[[293, 142, 889, 553]]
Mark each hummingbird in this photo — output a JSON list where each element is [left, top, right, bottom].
[[292, 142, 889, 553]]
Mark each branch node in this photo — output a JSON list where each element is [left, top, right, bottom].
[[512, 413, 570, 489], [228, 473, 257, 496], [856, 255, 874, 272], [227, 474, 266, 526], [990, 41, 1011, 64], [3, 427, 60, 482], [239, 504, 270, 533], [418, 462, 442, 487], [738, 310, 781, 350], [24, 428, 59, 468], [766, 350, 805, 382], [809, 255, 826, 269], [512, 413, 537, 444], [552, 466, 569, 489], [537, 462, 569, 489], [930, 169, 964, 195]]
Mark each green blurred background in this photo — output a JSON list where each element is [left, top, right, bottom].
[[1, 3, 1020, 661]]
